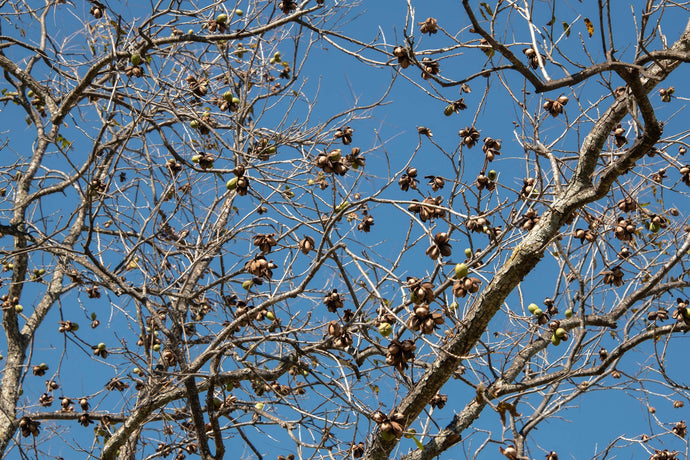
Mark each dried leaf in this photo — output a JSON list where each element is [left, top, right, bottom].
[[480, 2, 493, 18], [584, 18, 594, 37], [496, 401, 520, 426]]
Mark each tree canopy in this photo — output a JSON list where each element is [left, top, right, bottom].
[[1, 1, 690, 459]]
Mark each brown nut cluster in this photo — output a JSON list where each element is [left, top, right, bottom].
[[253, 233, 277, 253], [27, 91, 47, 117], [315, 149, 349, 176], [523, 47, 544, 68], [78, 413, 94, 427], [617, 197, 636, 213], [90, 4, 104, 18], [520, 177, 537, 199], [385, 339, 416, 373], [245, 255, 276, 280], [399, 167, 419, 191], [648, 213, 668, 233], [207, 17, 227, 33], [267, 381, 293, 396], [602, 266, 624, 287], [407, 304, 444, 334], [482, 137, 502, 161], [407, 277, 435, 304], [444, 98, 467, 116], [614, 217, 636, 241], [278, 0, 297, 14], [612, 124, 627, 147], [466, 215, 490, 233], [211, 95, 239, 113], [334, 126, 354, 145], [372, 411, 407, 438], [374, 306, 396, 327], [459, 127, 481, 149], [421, 58, 440, 80], [89, 177, 108, 195], [425, 175, 445, 191], [191, 151, 214, 170], [453, 277, 481, 297], [418, 17, 438, 34], [228, 165, 250, 196], [251, 379, 271, 396], [185, 75, 208, 97], [166, 158, 182, 175], [518, 209, 540, 231], [324, 289, 344, 312], [659, 86, 675, 102], [105, 378, 129, 391], [299, 235, 315, 254], [357, 211, 374, 232], [351, 442, 365, 458], [651, 169, 666, 183], [85, 285, 100, 298], [346, 147, 366, 169], [618, 246, 631, 259], [680, 165, 690, 186], [326, 321, 353, 348], [124, 65, 143, 78], [475, 172, 496, 191], [671, 298, 690, 326], [574, 228, 596, 243], [32, 363, 48, 376], [650, 449, 679, 460], [543, 96, 568, 117], [430, 392, 448, 409], [58, 320, 79, 333], [39, 393, 54, 407], [93, 343, 108, 359], [246, 138, 276, 160], [19, 417, 40, 437], [647, 307, 669, 322], [393, 46, 411, 68], [426, 232, 452, 260], [408, 196, 446, 222], [418, 126, 432, 137]]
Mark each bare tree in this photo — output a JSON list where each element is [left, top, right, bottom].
[[1, 1, 690, 459]]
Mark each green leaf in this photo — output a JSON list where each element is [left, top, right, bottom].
[[56, 134, 72, 150], [546, 16, 555, 26], [562, 22, 571, 37], [413, 437, 424, 450]]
